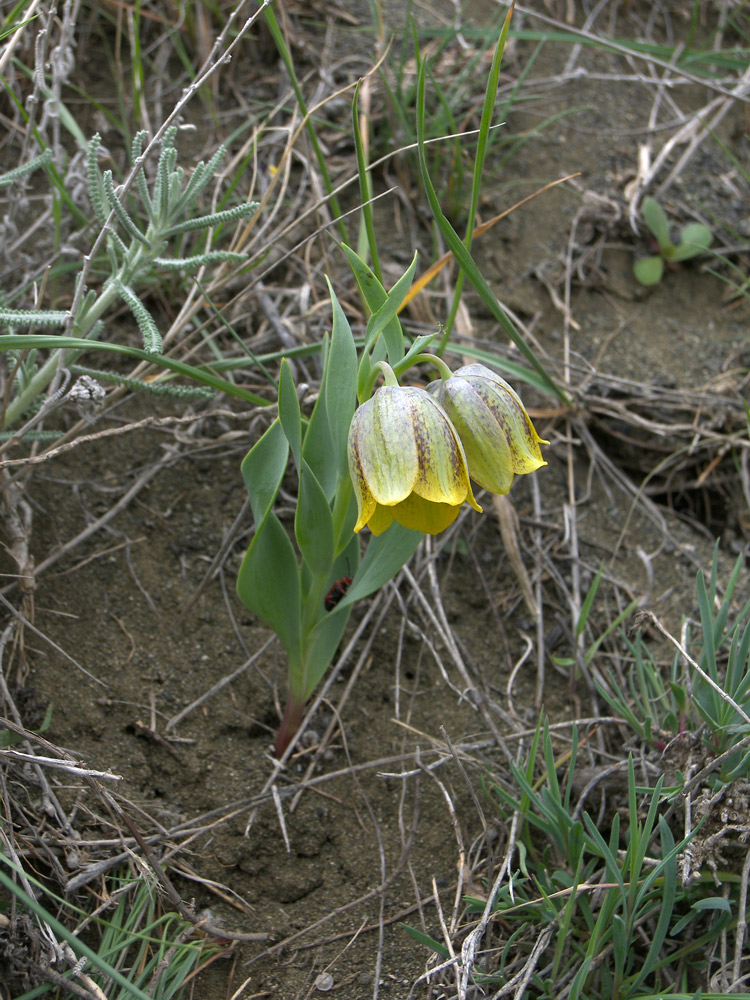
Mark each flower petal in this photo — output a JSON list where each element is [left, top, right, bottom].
[[368, 503, 395, 536], [356, 387, 419, 505], [407, 391, 476, 507], [348, 410, 378, 532], [434, 379, 514, 493], [429, 364, 547, 494], [391, 492, 461, 534], [347, 383, 482, 536]]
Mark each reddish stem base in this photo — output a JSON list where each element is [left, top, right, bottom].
[[274, 694, 306, 758]]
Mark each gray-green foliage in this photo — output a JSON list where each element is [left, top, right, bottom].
[[488, 737, 685, 1000], [69, 364, 215, 400], [406, 720, 740, 998], [0, 129, 259, 430], [0, 148, 52, 186]]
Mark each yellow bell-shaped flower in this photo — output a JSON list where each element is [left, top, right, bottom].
[[428, 364, 547, 494], [348, 385, 481, 536]]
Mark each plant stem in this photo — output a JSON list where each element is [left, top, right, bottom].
[[274, 691, 306, 758]]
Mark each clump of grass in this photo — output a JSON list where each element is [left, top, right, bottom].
[[0, 855, 223, 999], [599, 549, 750, 786], [408, 551, 750, 997]]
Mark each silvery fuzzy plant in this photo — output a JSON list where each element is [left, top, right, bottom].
[[0, 127, 259, 434]]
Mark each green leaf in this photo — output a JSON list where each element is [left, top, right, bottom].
[[236, 512, 301, 662], [299, 608, 352, 700], [633, 255, 664, 286], [642, 196, 672, 252], [116, 282, 163, 354], [301, 345, 337, 501], [363, 251, 418, 365], [278, 359, 302, 469], [672, 222, 713, 261], [414, 61, 565, 404], [692, 897, 733, 913], [295, 460, 334, 577], [235, 419, 300, 662], [0, 334, 269, 408], [341, 242, 386, 316], [577, 565, 602, 636], [611, 914, 627, 979], [400, 923, 450, 958], [439, 5, 513, 352], [632, 818, 677, 988], [324, 280, 358, 480], [0, 15, 40, 44], [102, 169, 150, 246], [398, 332, 441, 371], [0, 856, 154, 1000], [340, 243, 407, 363], [356, 334, 387, 402], [0, 148, 52, 187], [0, 308, 69, 327], [240, 418, 289, 527], [336, 523, 423, 610]]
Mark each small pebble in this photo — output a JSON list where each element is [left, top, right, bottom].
[[314, 972, 334, 992]]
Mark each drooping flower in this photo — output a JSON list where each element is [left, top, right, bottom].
[[428, 363, 547, 494], [348, 385, 481, 536]]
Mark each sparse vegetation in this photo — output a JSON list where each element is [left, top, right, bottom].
[[0, 1, 749, 998]]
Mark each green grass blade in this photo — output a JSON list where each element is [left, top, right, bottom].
[[0, 334, 269, 405], [631, 818, 678, 989], [441, 4, 512, 349], [352, 81, 382, 283], [415, 57, 566, 404], [261, 2, 346, 241], [0, 858, 153, 1000]]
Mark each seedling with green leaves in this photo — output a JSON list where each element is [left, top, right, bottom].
[[236, 254, 434, 757], [633, 196, 713, 286]]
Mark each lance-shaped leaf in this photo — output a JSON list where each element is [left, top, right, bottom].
[[301, 338, 336, 500], [241, 418, 289, 526], [341, 243, 407, 364], [237, 512, 301, 664], [362, 251, 418, 365], [237, 418, 300, 655], [277, 359, 302, 470], [298, 609, 352, 700], [295, 460, 334, 578], [324, 279, 358, 482], [642, 196, 672, 253]]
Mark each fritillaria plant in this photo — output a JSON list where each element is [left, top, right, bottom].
[[237, 248, 547, 756]]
